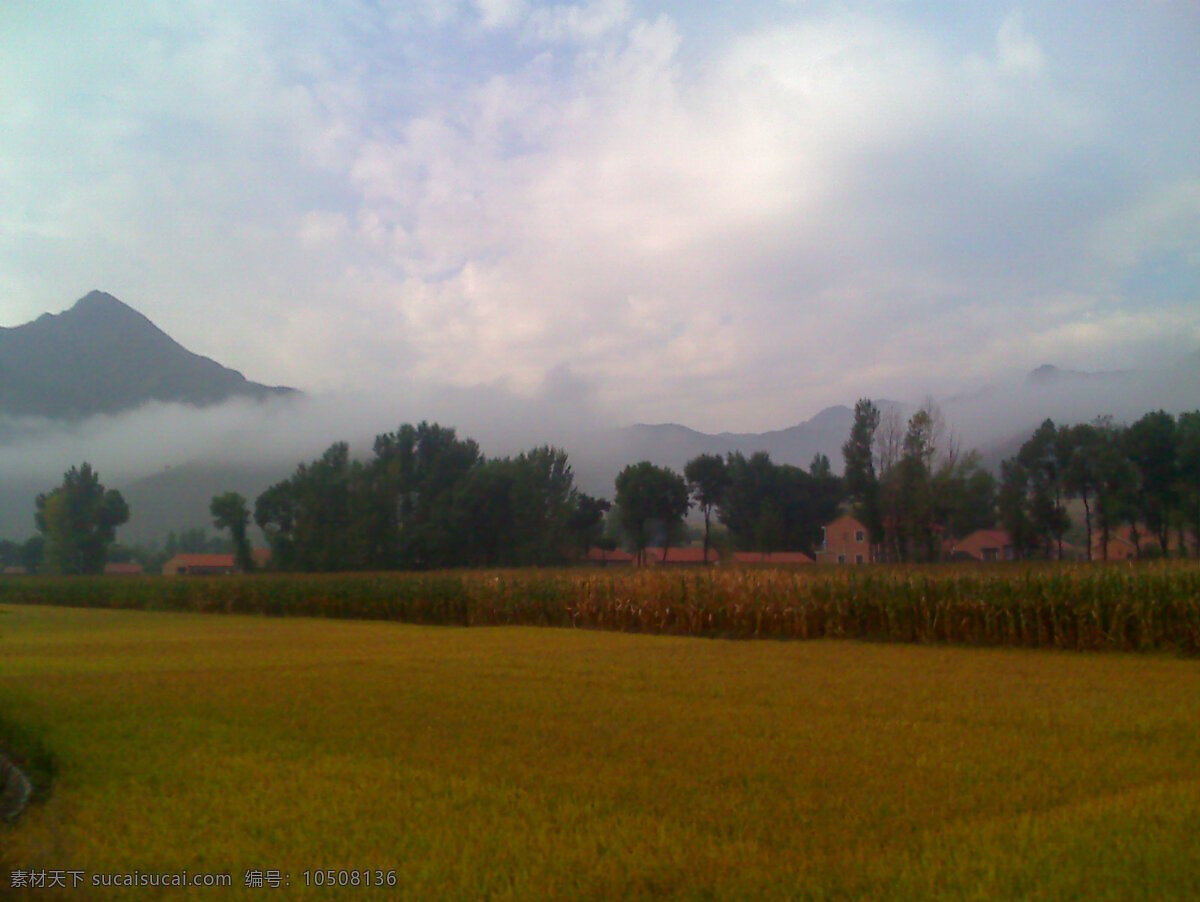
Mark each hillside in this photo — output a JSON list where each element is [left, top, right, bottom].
[[0, 290, 297, 419]]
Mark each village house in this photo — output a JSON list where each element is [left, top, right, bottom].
[[731, 551, 814, 566], [162, 549, 270, 576], [643, 546, 720, 566], [584, 547, 635, 566], [946, 529, 1016, 562], [816, 514, 872, 564]]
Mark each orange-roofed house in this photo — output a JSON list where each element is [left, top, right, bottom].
[[732, 551, 814, 566], [947, 529, 1016, 562], [163, 549, 271, 576], [104, 562, 145, 576], [585, 547, 635, 566], [643, 546, 720, 566], [816, 515, 873, 564], [162, 553, 238, 576]]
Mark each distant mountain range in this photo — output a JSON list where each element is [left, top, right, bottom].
[[612, 402, 906, 475], [0, 290, 297, 419]]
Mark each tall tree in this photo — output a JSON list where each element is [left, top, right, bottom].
[[567, 493, 611, 556], [879, 402, 956, 561], [373, 422, 482, 569], [210, 491, 254, 572], [841, 399, 883, 544], [1177, 411, 1200, 559], [1125, 410, 1178, 556], [1086, 417, 1135, 561], [1061, 423, 1102, 560], [997, 458, 1038, 558], [684, 453, 730, 565], [35, 463, 129, 574], [254, 442, 359, 571], [1016, 419, 1070, 557], [718, 452, 841, 555], [614, 462, 690, 565]]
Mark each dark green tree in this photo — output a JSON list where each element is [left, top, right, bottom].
[[567, 492, 611, 556], [684, 453, 730, 565], [1177, 411, 1200, 559], [254, 443, 359, 571], [373, 422, 482, 569], [614, 461, 690, 565], [1061, 422, 1103, 560], [210, 491, 254, 572], [842, 398, 883, 543], [718, 452, 841, 555], [1125, 410, 1178, 556], [1016, 419, 1070, 557], [35, 463, 129, 574], [997, 458, 1038, 558]]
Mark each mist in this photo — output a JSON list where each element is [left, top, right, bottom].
[[0, 372, 624, 542], [3, 353, 1197, 544], [940, 358, 1200, 454]]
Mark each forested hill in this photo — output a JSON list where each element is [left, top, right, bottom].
[[0, 290, 298, 419]]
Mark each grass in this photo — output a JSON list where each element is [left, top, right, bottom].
[[2, 602, 1200, 898]]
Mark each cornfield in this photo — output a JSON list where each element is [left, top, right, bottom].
[[3, 562, 1200, 654]]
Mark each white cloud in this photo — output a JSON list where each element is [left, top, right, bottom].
[[528, 0, 630, 43], [997, 11, 1045, 77], [1, 3, 1195, 434], [473, 0, 527, 30], [1090, 179, 1200, 272]]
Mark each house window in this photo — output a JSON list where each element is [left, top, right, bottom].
[[837, 554, 846, 564], [855, 530, 865, 543], [855, 554, 864, 564]]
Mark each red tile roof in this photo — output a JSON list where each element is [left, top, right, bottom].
[[732, 551, 814, 565], [948, 529, 1014, 561], [644, 547, 719, 564], [585, 547, 635, 564], [103, 562, 145, 575]]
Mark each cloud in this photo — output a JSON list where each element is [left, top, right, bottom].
[[996, 11, 1045, 76], [474, 0, 527, 30], [1, 3, 1196, 436], [528, 0, 630, 43]]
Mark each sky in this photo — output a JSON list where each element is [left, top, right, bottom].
[[2, 0, 1199, 434]]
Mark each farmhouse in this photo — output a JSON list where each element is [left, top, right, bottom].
[[816, 515, 872, 564], [584, 547, 635, 566], [643, 546, 720, 566], [732, 551, 814, 566], [947, 529, 1016, 562], [162, 549, 270, 576]]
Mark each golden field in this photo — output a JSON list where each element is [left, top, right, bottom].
[[2, 599, 1200, 898]]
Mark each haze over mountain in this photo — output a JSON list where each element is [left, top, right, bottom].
[[0, 292, 1196, 543], [0, 290, 297, 420]]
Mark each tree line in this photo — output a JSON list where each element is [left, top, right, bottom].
[[998, 411, 1200, 560], [10, 406, 1199, 574]]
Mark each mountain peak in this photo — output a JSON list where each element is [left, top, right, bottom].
[[74, 289, 125, 309], [66, 290, 151, 325], [1027, 364, 1061, 382], [0, 291, 299, 419]]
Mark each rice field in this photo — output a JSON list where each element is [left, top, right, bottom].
[[3, 601, 1200, 899]]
